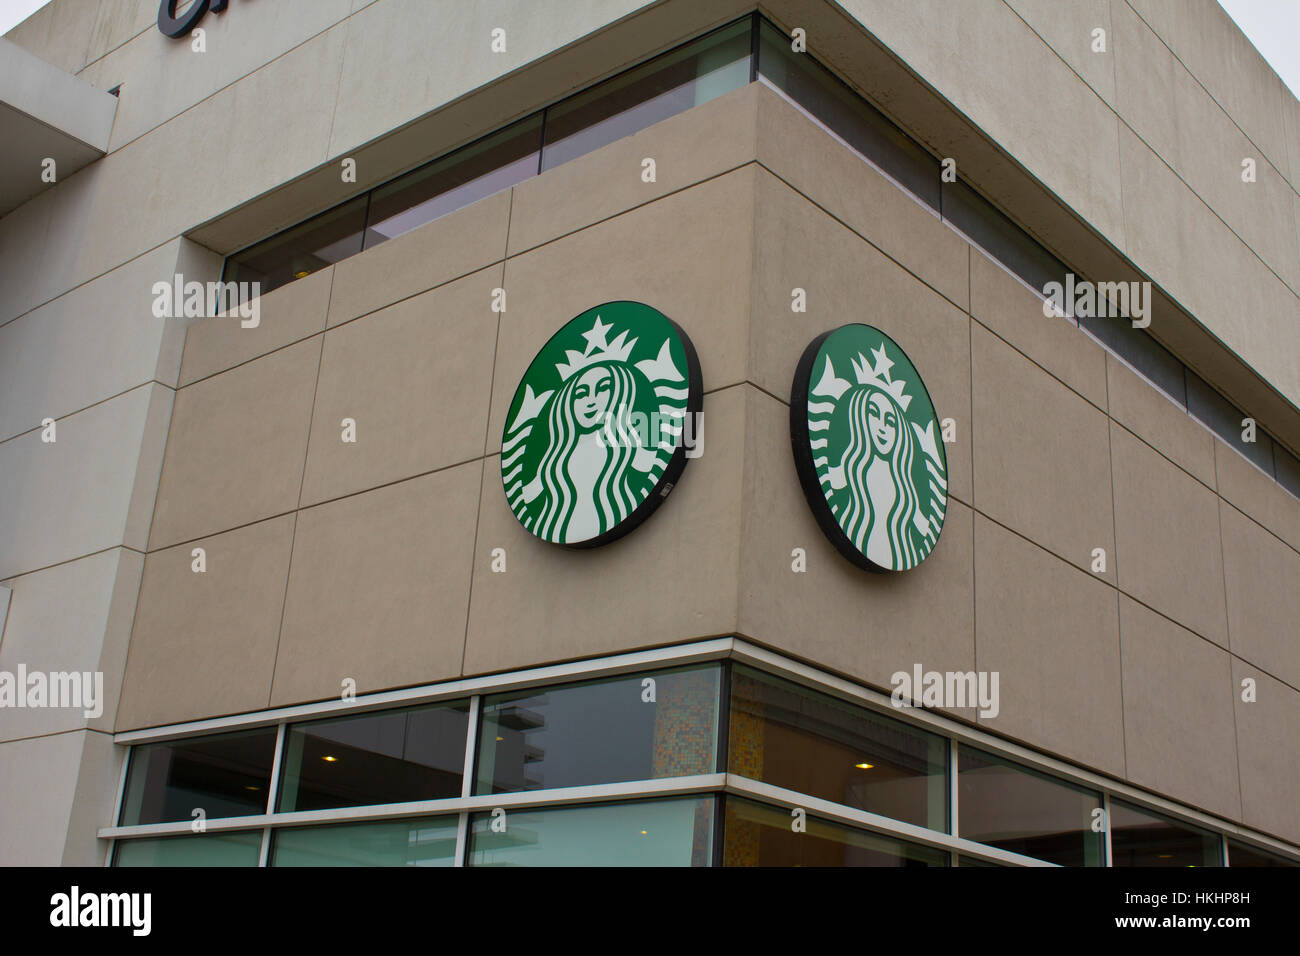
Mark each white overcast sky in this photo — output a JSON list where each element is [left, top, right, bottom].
[[0, 0, 1297, 98]]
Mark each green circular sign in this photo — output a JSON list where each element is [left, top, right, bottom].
[[790, 324, 949, 572], [502, 301, 702, 548]]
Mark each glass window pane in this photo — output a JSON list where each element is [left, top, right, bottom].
[[958, 854, 1005, 867], [474, 664, 719, 794], [943, 182, 1068, 293], [1275, 444, 1300, 499], [223, 195, 367, 296], [468, 797, 714, 866], [728, 665, 948, 831], [113, 831, 262, 867], [277, 701, 469, 812], [1080, 315, 1187, 406], [120, 728, 277, 825], [757, 18, 939, 208], [1187, 372, 1275, 475], [722, 797, 946, 867], [958, 746, 1104, 865], [540, 19, 752, 172], [1110, 800, 1221, 866], [364, 116, 542, 248], [1227, 840, 1298, 867], [271, 816, 457, 867]]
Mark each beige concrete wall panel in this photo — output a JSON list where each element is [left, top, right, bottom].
[[464, 386, 746, 675], [302, 266, 502, 505], [1118, 595, 1240, 820], [1220, 500, 1300, 689], [971, 324, 1115, 579], [737, 386, 977, 719], [1230, 659, 1300, 844], [1105, 351, 1215, 488], [326, 189, 510, 328], [1110, 421, 1228, 645], [750, 168, 972, 503], [148, 337, 320, 550], [973, 514, 1125, 776], [271, 463, 480, 706], [0, 384, 159, 579]]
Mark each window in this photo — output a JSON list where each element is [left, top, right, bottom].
[[728, 665, 948, 831], [474, 664, 720, 794], [468, 797, 715, 866], [365, 117, 542, 248], [271, 816, 458, 867], [540, 19, 752, 172], [958, 746, 1104, 866], [113, 830, 262, 867], [119, 727, 277, 825], [722, 797, 947, 866], [1109, 800, 1222, 867], [757, 18, 939, 208], [1227, 839, 1298, 867], [223, 195, 367, 293], [277, 701, 470, 812]]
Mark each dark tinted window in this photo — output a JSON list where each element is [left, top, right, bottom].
[[1187, 372, 1275, 474], [541, 19, 752, 171], [1110, 800, 1221, 866], [364, 117, 542, 247], [119, 728, 277, 825], [1080, 314, 1187, 405], [223, 195, 367, 296], [277, 702, 469, 812], [474, 664, 720, 794], [943, 182, 1068, 294], [1227, 839, 1298, 867], [958, 746, 1104, 865], [757, 19, 939, 208]]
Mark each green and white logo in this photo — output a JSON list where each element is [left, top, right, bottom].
[[790, 324, 948, 572], [502, 301, 702, 548]]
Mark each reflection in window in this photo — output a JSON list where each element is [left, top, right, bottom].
[[119, 727, 277, 825], [1227, 840, 1298, 867], [540, 19, 752, 172], [223, 195, 367, 295], [271, 816, 457, 867], [474, 665, 719, 794], [1109, 800, 1221, 866], [722, 797, 946, 867], [469, 797, 715, 866], [958, 746, 1104, 866], [114, 831, 262, 867], [728, 666, 948, 831], [277, 702, 469, 812], [364, 117, 542, 248]]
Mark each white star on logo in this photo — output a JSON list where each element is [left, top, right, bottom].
[[870, 343, 894, 379], [581, 315, 613, 355]]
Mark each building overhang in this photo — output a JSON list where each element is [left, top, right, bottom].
[[0, 36, 117, 217]]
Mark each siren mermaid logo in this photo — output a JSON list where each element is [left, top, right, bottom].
[[502, 302, 702, 548], [790, 324, 948, 572]]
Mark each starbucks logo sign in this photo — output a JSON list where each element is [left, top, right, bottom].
[[502, 302, 702, 548], [790, 324, 948, 572]]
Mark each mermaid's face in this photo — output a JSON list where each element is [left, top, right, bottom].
[[572, 367, 613, 430], [868, 392, 897, 456]]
